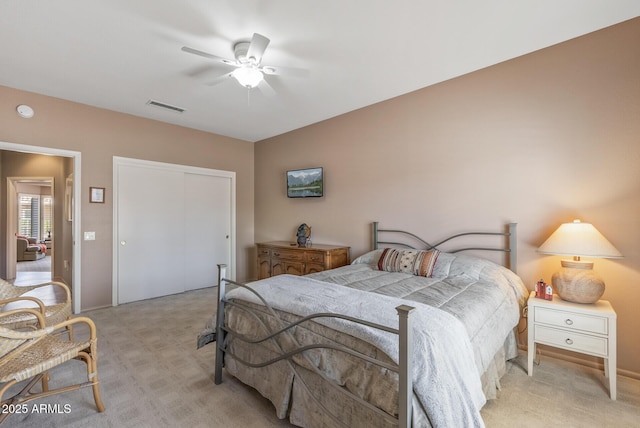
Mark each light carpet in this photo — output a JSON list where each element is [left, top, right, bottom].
[[15, 255, 52, 273], [2, 287, 639, 427]]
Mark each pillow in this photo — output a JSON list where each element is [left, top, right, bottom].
[[351, 249, 384, 266], [377, 248, 440, 278]]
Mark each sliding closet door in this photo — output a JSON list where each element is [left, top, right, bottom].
[[116, 164, 186, 304], [114, 157, 235, 305], [183, 173, 231, 291]]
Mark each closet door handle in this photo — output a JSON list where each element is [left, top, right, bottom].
[[120, 240, 127, 246]]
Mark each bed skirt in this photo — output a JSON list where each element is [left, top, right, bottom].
[[221, 301, 516, 427]]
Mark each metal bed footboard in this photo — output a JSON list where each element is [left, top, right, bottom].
[[214, 264, 415, 428]]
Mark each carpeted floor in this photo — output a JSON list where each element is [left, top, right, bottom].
[[16, 255, 52, 273], [3, 287, 639, 427]]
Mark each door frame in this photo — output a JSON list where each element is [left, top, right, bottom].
[[1, 141, 82, 314], [112, 156, 236, 306]]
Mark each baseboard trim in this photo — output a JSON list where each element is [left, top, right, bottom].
[[81, 304, 113, 313], [518, 343, 640, 381]]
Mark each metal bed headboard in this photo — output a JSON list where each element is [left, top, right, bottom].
[[372, 221, 518, 273]]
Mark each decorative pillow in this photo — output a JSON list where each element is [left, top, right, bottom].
[[377, 248, 440, 278]]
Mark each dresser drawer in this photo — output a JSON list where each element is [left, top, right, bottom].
[[257, 246, 271, 257], [271, 249, 304, 261], [534, 325, 608, 356], [305, 252, 325, 264], [534, 307, 608, 335]]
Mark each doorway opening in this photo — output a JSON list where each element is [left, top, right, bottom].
[[1, 141, 82, 314], [14, 179, 54, 285]]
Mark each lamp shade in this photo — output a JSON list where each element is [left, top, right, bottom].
[[537, 219, 622, 259]]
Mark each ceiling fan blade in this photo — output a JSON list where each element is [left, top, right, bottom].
[[185, 63, 217, 78], [206, 72, 233, 86], [246, 33, 270, 64], [181, 46, 235, 65], [257, 78, 276, 97], [262, 64, 310, 78]]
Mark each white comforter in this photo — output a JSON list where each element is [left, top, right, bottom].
[[308, 251, 529, 377], [218, 251, 528, 427], [227, 274, 486, 427]]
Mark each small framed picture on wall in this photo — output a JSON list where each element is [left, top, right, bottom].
[[90, 187, 105, 203]]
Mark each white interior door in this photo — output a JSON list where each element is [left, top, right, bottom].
[[116, 164, 185, 304], [184, 173, 231, 291]]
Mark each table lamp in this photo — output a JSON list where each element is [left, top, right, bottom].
[[537, 219, 622, 303]]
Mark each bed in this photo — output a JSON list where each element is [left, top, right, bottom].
[[200, 222, 528, 427]]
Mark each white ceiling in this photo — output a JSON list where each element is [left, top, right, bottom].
[[2, 1, 638, 142]]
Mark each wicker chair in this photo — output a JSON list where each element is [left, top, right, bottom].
[[0, 310, 105, 424], [0, 279, 72, 331]]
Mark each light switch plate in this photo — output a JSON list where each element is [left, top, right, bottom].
[[84, 231, 96, 241]]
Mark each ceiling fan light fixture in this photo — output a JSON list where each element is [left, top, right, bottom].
[[232, 66, 263, 88]]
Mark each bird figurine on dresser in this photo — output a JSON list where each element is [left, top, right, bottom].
[[296, 223, 311, 247]]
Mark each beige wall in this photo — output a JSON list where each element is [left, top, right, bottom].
[[0, 86, 255, 310], [255, 18, 640, 376]]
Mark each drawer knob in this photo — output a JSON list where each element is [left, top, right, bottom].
[[565, 338, 573, 345], [274, 252, 280, 256], [565, 319, 573, 325]]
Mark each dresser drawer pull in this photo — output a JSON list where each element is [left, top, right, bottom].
[[565, 338, 573, 345], [274, 252, 280, 256], [565, 319, 573, 326]]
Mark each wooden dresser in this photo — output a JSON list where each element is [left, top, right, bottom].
[[257, 241, 350, 280]]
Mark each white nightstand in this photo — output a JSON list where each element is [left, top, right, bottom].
[[527, 291, 617, 399]]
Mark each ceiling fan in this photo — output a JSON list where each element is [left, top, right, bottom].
[[181, 33, 307, 93]]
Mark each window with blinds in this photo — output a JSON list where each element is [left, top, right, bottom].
[[18, 193, 40, 238]]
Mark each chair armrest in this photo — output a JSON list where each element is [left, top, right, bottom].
[[53, 317, 98, 341], [0, 316, 97, 340], [0, 309, 47, 332], [29, 281, 72, 303], [0, 296, 46, 314]]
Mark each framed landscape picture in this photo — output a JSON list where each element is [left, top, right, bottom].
[[287, 167, 323, 198]]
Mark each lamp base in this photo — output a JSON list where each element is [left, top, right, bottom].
[[551, 260, 604, 304]]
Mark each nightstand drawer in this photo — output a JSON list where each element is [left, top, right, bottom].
[[534, 307, 608, 335], [534, 325, 608, 356]]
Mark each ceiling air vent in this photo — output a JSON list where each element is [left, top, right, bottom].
[[146, 99, 185, 113]]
